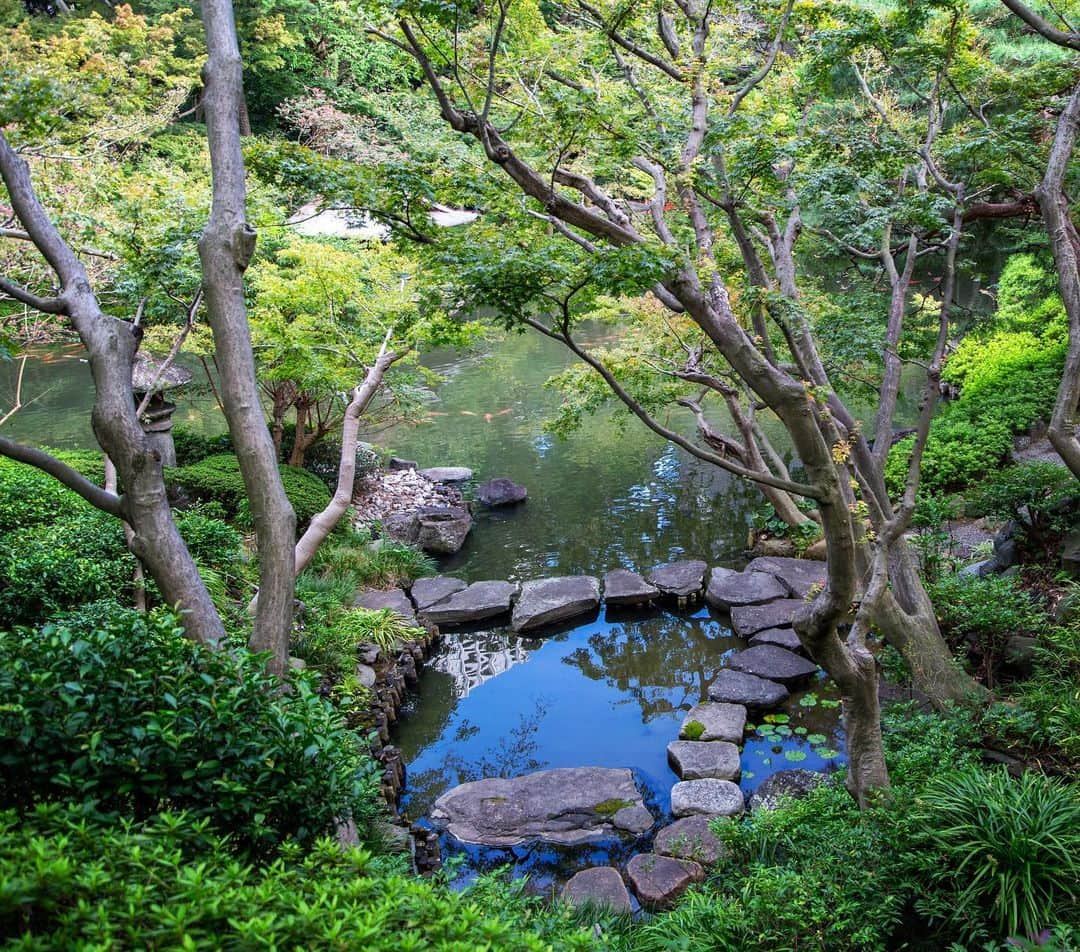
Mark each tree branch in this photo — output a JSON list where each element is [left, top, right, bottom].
[[0, 437, 123, 518]]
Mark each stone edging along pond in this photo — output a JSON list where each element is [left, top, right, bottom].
[[349, 554, 832, 892]]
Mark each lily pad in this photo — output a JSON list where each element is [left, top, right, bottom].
[[784, 750, 807, 762]]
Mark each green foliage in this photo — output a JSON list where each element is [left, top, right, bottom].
[[310, 532, 436, 589], [911, 768, 1080, 941], [293, 607, 421, 678], [0, 805, 597, 951], [172, 427, 234, 467], [972, 461, 1079, 550], [174, 508, 244, 567], [0, 457, 90, 534], [169, 453, 331, 528], [0, 609, 381, 854], [994, 253, 1066, 338]]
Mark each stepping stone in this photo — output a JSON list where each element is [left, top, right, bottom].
[[727, 644, 818, 686], [708, 670, 789, 710], [730, 599, 805, 637], [430, 766, 652, 846], [705, 567, 789, 608], [626, 853, 704, 910], [410, 575, 467, 611], [420, 580, 518, 627], [745, 556, 826, 599], [419, 466, 474, 483], [749, 626, 806, 655], [603, 568, 659, 606], [749, 769, 828, 811], [670, 779, 744, 818], [647, 560, 708, 599], [353, 587, 416, 624], [680, 702, 746, 743], [511, 576, 600, 632], [561, 867, 633, 914], [654, 815, 725, 865], [667, 740, 741, 782], [475, 477, 527, 507]]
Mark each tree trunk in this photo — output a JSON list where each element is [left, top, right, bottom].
[[198, 0, 296, 676], [0, 136, 225, 648], [288, 400, 311, 469], [293, 347, 401, 575]]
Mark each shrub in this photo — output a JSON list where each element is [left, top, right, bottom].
[[0, 608, 381, 854], [0, 805, 598, 951], [911, 768, 1080, 942], [168, 453, 331, 528], [0, 457, 90, 534], [172, 426, 233, 466], [174, 507, 244, 566], [311, 534, 436, 589], [972, 461, 1079, 551], [0, 508, 133, 626]]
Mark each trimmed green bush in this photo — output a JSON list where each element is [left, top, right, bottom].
[[0, 457, 91, 534], [172, 426, 233, 467], [0, 805, 599, 951], [168, 453, 331, 527], [0, 608, 381, 854], [174, 507, 244, 566]]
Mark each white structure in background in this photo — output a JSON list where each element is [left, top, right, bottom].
[[287, 202, 478, 239], [432, 631, 531, 698]]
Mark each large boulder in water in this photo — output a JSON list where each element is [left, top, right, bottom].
[[419, 466, 474, 483], [475, 477, 528, 507], [511, 576, 600, 632], [415, 505, 472, 554], [561, 867, 633, 914], [708, 670, 789, 710], [430, 766, 653, 847], [420, 580, 518, 626], [705, 567, 788, 608], [670, 779, 744, 818], [679, 701, 746, 743], [626, 853, 704, 910], [666, 740, 741, 782], [727, 644, 819, 686]]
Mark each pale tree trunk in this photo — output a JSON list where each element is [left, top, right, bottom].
[[293, 342, 402, 576], [198, 0, 296, 676], [1035, 78, 1080, 479], [0, 136, 225, 647]]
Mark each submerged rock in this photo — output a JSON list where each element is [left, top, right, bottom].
[[744, 556, 826, 599], [430, 766, 653, 847], [705, 567, 788, 608], [667, 740, 741, 782], [626, 853, 704, 910], [420, 580, 518, 626], [748, 769, 828, 811], [654, 815, 725, 865], [415, 505, 472, 554], [727, 644, 818, 686], [648, 560, 708, 599], [410, 575, 467, 611], [511, 576, 600, 632], [561, 867, 633, 914], [708, 670, 789, 710], [729, 599, 806, 637], [475, 477, 528, 507], [680, 702, 747, 743], [419, 466, 474, 483], [353, 587, 417, 624], [602, 568, 659, 606], [670, 779, 744, 818]]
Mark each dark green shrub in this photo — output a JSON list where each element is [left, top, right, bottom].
[[172, 426, 233, 466], [0, 608, 380, 853], [168, 453, 331, 527], [174, 507, 244, 566], [0, 457, 90, 534], [0, 805, 597, 951], [0, 508, 133, 626], [972, 461, 1079, 551], [911, 768, 1080, 942]]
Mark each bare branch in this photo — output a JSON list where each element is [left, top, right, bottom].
[[0, 437, 123, 518], [999, 0, 1080, 49]]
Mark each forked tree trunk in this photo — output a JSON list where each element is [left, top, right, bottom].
[[199, 0, 296, 676]]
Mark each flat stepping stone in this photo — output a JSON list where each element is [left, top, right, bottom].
[[680, 702, 746, 743], [602, 568, 659, 606], [420, 580, 518, 627], [647, 560, 708, 599], [626, 853, 704, 910], [475, 477, 527, 507], [430, 766, 652, 847], [749, 626, 806, 655], [654, 815, 725, 865], [671, 779, 744, 818], [667, 740, 741, 781], [353, 587, 416, 624], [727, 644, 818, 686], [730, 599, 805, 636], [745, 556, 826, 599], [410, 575, 467, 611], [419, 466, 473, 483], [749, 769, 828, 811], [705, 567, 789, 608], [511, 576, 600, 632], [561, 867, 633, 914], [708, 670, 789, 710]]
